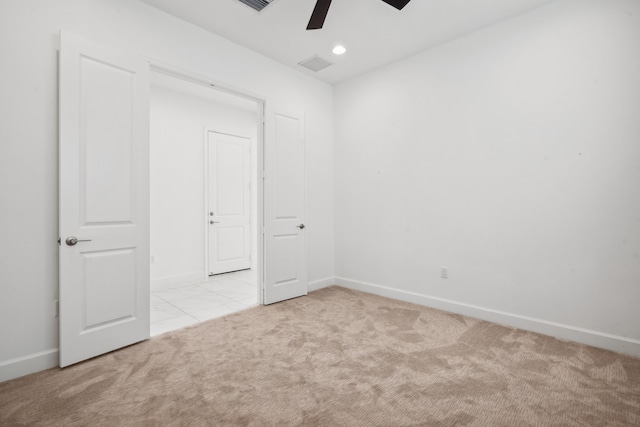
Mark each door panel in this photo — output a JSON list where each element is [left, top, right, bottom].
[[217, 227, 244, 261], [264, 109, 307, 304], [59, 33, 150, 367], [274, 235, 299, 284], [208, 131, 251, 275], [82, 57, 135, 224], [83, 249, 136, 328]]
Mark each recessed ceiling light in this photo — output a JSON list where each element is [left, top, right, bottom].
[[332, 45, 346, 55]]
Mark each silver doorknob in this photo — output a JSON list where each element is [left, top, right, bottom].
[[297, 224, 306, 229], [65, 236, 92, 246]]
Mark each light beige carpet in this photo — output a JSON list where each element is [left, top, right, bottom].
[[1, 286, 639, 426]]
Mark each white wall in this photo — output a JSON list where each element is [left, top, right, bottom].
[[334, 0, 640, 356], [0, 0, 334, 381], [150, 83, 258, 286]]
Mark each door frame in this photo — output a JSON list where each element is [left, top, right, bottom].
[[149, 62, 265, 306], [204, 129, 255, 277]]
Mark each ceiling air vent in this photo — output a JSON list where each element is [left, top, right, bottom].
[[237, 0, 274, 12], [298, 55, 333, 72]]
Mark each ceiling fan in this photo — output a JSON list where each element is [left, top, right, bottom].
[[307, 0, 411, 30]]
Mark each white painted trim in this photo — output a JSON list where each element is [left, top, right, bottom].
[[257, 100, 265, 306], [308, 277, 335, 292], [0, 349, 59, 383], [148, 60, 265, 103], [151, 271, 205, 290], [203, 125, 211, 282], [335, 277, 640, 358]]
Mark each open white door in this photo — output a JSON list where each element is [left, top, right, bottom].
[[59, 33, 150, 367], [263, 107, 307, 304], [207, 131, 252, 275]]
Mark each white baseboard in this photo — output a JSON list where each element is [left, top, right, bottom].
[[4, 276, 635, 383], [151, 271, 205, 290], [335, 276, 640, 358], [308, 276, 335, 292], [0, 348, 59, 383]]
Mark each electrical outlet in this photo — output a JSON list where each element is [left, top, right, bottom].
[[151, 255, 155, 264], [441, 266, 448, 279]]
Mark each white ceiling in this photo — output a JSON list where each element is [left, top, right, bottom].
[[140, 0, 556, 85]]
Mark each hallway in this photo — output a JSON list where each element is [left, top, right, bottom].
[[150, 270, 258, 336]]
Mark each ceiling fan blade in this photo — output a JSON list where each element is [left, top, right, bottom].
[[380, 0, 411, 10], [307, 0, 332, 30]]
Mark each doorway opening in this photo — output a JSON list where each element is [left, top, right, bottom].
[[148, 70, 262, 336]]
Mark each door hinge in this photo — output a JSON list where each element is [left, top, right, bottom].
[[58, 237, 61, 246]]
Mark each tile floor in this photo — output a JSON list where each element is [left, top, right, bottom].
[[150, 269, 258, 336]]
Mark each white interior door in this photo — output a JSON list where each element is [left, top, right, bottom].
[[263, 107, 307, 304], [208, 131, 252, 275], [59, 33, 150, 367]]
